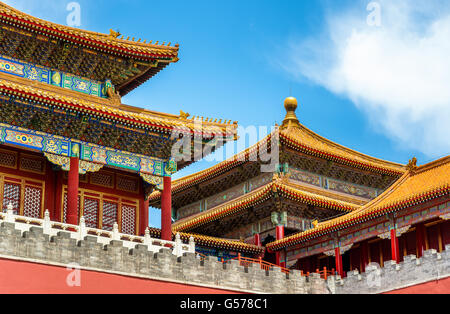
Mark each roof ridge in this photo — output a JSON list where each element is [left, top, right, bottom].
[[0, 75, 236, 134], [267, 157, 450, 251], [414, 155, 450, 174], [281, 123, 406, 173], [0, 1, 179, 51]]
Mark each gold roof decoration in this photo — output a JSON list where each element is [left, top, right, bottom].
[[406, 157, 418, 173], [267, 156, 450, 251], [281, 96, 300, 129]]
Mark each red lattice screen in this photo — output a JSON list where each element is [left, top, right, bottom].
[[121, 205, 136, 235], [0, 151, 16, 168], [83, 198, 99, 228], [23, 185, 42, 218], [102, 201, 118, 231], [2, 182, 20, 214]]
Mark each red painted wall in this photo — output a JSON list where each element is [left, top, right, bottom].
[[384, 276, 450, 294], [0, 258, 243, 294]]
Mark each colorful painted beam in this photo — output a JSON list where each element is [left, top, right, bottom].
[[0, 123, 176, 178], [0, 55, 107, 98]]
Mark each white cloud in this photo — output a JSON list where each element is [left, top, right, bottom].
[[282, 0, 450, 158]]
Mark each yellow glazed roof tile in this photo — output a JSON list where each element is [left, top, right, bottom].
[[149, 123, 406, 203], [172, 178, 361, 232], [0, 2, 179, 59], [267, 156, 450, 251], [0, 73, 237, 135]]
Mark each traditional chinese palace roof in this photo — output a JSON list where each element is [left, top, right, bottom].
[[0, 2, 238, 171], [171, 176, 363, 233], [147, 96, 408, 242], [266, 156, 450, 251], [149, 96, 405, 204], [0, 2, 179, 95]]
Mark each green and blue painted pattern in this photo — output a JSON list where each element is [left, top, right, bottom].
[[0, 55, 107, 98], [0, 123, 176, 176]]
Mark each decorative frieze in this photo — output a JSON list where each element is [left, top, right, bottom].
[[0, 123, 174, 177], [0, 55, 107, 98]]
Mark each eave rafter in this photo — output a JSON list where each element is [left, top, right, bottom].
[[267, 156, 450, 251]]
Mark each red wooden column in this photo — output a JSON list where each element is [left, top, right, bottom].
[[361, 241, 369, 273], [254, 233, 261, 246], [161, 176, 172, 241], [416, 223, 426, 258], [391, 228, 400, 263], [275, 225, 285, 267], [66, 157, 79, 225], [139, 199, 149, 236], [335, 247, 344, 278]]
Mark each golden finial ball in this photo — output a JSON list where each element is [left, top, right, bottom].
[[284, 97, 298, 112]]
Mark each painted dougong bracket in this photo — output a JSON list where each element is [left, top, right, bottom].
[[44, 153, 104, 174], [140, 173, 164, 191]]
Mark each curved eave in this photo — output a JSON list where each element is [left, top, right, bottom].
[[0, 78, 237, 138], [173, 184, 274, 232], [280, 126, 406, 177], [0, 3, 179, 61], [147, 228, 265, 255], [172, 180, 359, 233], [148, 134, 272, 204], [267, 156, 450, 251]]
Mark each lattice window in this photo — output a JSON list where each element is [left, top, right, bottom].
[[23, 185, 42, 218], [121, 205, 136, 235], [83, 198, 99, 228], [63, 193, 81, 224], [20, 157, 44, 174], [0, 151, 16, 168], [2, 182, 20, 214], [90, 172, 114, 188], [117, 176, 138, 193], [102, 201, 118, 231]]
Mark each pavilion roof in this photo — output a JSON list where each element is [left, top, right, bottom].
[[266, 156, 450, 252], [0, 72, 237, 137], [0, 71, 238, 168], [0, 2, 179, 95], [149, 117, 406, 204], [171, 177, 362, 233], [147, 228, 265, 255]]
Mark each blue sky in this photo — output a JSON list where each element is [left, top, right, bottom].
[[5, 0, 449, 227]]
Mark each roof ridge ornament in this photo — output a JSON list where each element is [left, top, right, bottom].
[[281, 96, 300, 129], [406, 157, 418, 173], [109, 29, 121, 39]]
